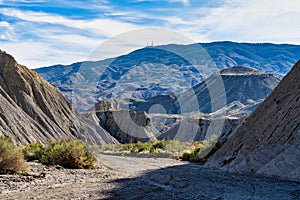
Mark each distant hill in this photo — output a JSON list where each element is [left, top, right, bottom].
[[206, 60, 300, 181], [128, 66, 280, 118], [0, 50, 117, 145], [35, 42, 300, 111]]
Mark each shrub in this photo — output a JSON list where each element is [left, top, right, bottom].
[[22, 139, 97, 169], [189, 147, 201, 162], [179, 151, 191, 161], [101, 137, 221, 162], [0, 136, 26, 174], [130, 142, 150, 153], [39, 139, 96, 169], [22, 142, 44, 161], [150, 140, 166, 152]]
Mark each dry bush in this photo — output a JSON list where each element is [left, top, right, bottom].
[[0, 136, 26, 174]]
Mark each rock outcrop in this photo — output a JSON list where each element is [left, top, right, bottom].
[[94, 98, 121, 112], [0, 50, 117, 145], [206, 61, 300, 181], [96, 110, 157, 143], [90, 99, 156, 143]]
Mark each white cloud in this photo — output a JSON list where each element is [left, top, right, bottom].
[[0, 8, 139, 37], [155, 0, 300, 44], [0, 8, 142, 68], [169, 0, 190, 6], [1, 40, 92, 68], [0, 21, 10, 27], [190, 0, 300, 43], [0, 21, 15, 40]]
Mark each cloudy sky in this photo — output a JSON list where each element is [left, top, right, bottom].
[[0, 0, 299, 68]]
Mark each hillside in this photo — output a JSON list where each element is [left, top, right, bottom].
[[206, 60, 300, 181], [128, 66, 280, 117], [35, 42, 300, 111], [0, 50, 117, 145]]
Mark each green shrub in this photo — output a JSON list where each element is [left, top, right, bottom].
[[150, 140, 166, 151], [101, 137, 221, 162], [40, 139, 96, 169], [178, 136, 221, 162], [22, 139, 97, 169], [189, 147, 201, 162], [130, 142, 150, 153], [0, 136, 26, 174], [22, 142, 44, 161]]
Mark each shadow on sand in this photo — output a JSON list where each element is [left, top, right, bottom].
[[100, 163, 300, 200]]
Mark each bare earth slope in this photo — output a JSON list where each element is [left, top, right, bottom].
[[206, 61, 300, 181], [0, 50, 117, 145]]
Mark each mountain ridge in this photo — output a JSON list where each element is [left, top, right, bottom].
[[35, 42, 300, 111]]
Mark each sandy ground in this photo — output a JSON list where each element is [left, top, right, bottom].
[[0, 154, 299, 199]]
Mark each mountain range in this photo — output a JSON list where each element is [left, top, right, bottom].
[[35, 41, 300, 111]]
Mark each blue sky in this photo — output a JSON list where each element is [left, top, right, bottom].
[[0, 0, 299, 68]]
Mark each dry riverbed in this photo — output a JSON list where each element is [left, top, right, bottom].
[[0, 154, 299, 199]]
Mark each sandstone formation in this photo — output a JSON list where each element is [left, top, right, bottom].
[[0, 50, 117, 145], [206, 61, 300, 181]]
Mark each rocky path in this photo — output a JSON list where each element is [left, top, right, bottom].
[[0, 154, 299, 199], [98, 154, 188, 174]]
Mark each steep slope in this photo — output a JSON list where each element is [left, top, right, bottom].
[[206, 61, 300, 181], [0, 50, 117, 145], [129, 66, 280, 117], [35, 42, 300, 111]]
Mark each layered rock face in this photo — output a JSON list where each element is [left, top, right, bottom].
[[0, 50, 117, 145], [96, 110, 157, 143], [206, 61, 300, 181], [93, 99, 157, 143], [93, 99, 243, 144]]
